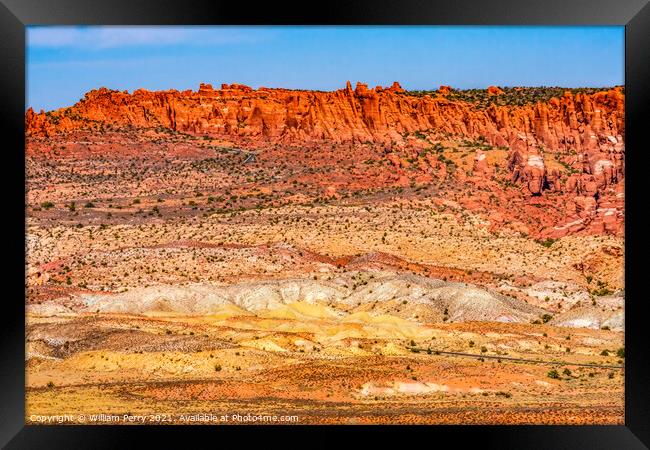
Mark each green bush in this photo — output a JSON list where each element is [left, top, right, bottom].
[[403, 86, 618, 109], [536, 238, 557, 248]]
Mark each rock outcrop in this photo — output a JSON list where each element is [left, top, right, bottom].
[[487, 85, 504, 96], [26, 83, 624, 153], [26, 82, 624, 237]]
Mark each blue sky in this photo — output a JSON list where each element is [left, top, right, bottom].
[[27, 26, 624, 112]]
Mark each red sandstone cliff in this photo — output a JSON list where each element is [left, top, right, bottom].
[[26, 82, 624, 151], [26, 82, 625, 237]]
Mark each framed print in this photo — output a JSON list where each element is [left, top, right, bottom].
[[1, 0, 649, 448]]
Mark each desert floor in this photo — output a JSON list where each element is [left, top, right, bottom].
[[26, 130, 624, 424]]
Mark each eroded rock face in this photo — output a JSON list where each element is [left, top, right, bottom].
[[508, 135, 546, 196], [472, 150, 491, 176], [25, 82, 624, 237], [26, 83, 624, 150]]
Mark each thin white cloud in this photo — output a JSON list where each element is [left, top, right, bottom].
[[28, 55, 179, 69], [27, 27, 84, 47], [27, 26, 273, 49]]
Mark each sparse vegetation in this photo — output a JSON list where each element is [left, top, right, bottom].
[[547, 369, 560, 379], [536, 238, 557, 248], [24, 89, 625, 424], [404, 86, 618, 109]]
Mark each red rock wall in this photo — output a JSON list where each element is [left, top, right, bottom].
[[25, 82, 625, 238], [26, 83, 624, 154]]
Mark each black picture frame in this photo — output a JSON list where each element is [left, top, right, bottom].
[[1, 0, 648, 447]]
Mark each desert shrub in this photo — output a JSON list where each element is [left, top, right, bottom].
[[403, 86, 617, 109], [536, 238, 557, 248], [547, 369, 560, 379], [591, 280, 613, 296]]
